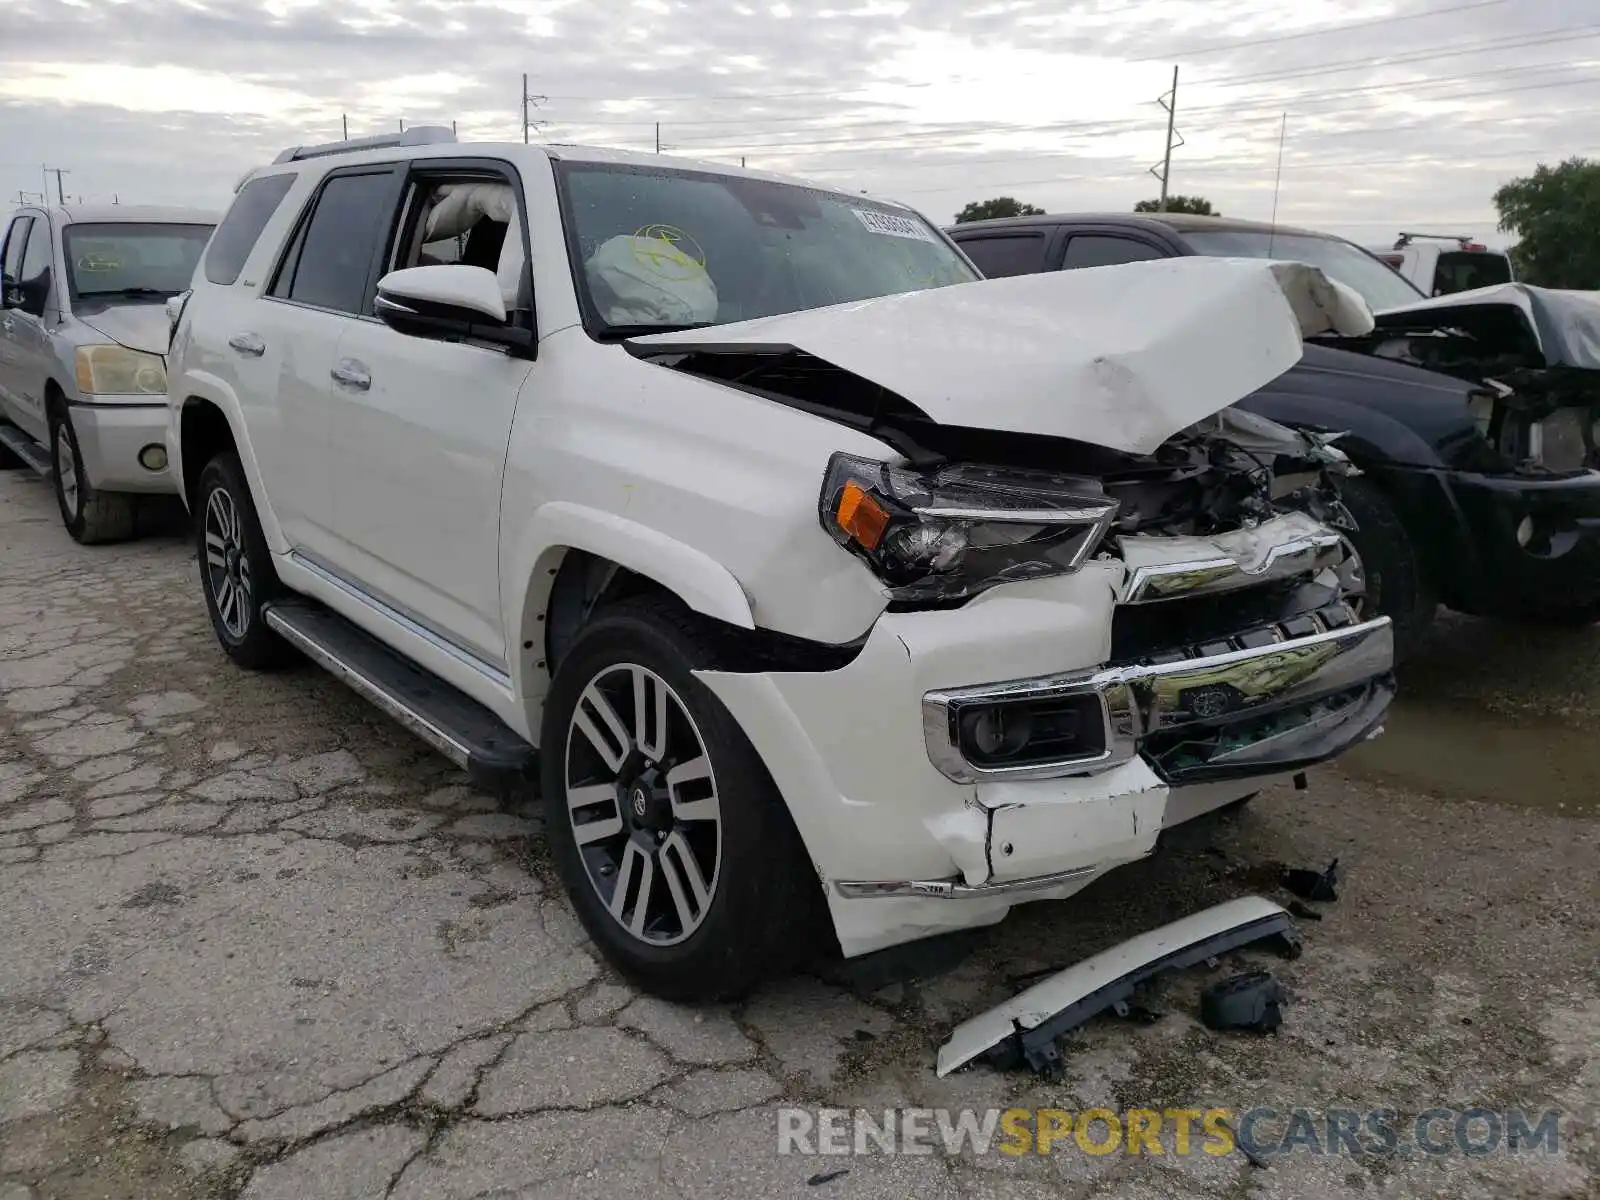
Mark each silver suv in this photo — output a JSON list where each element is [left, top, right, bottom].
[[0, 204, 217, 541]]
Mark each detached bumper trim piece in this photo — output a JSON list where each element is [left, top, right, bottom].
[[923, 616, 1394, 783], [936, 895, 1302, 1077]]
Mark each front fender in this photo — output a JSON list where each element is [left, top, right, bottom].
[[506, 500, 757, 707], [169, 371, 285, 551]]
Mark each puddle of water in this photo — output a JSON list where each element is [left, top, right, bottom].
[[1340, 700, 1597, 816]]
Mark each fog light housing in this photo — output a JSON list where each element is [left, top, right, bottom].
[[951, 693, 1107, 772], [138, 444, 168, 472]]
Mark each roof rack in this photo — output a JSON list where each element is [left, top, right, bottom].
[[272, 126, 457, 165], [1393, 231, 1473, 249]]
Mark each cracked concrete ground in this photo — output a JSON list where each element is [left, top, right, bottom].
[[1, 466, 1595, 1200]]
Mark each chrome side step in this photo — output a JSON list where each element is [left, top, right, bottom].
[[0, 423, 52, 476], [263, 599, 537, 789]]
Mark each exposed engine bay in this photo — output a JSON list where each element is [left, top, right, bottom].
[[1333, 283, 1600, 475]]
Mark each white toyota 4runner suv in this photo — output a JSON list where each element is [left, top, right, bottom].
[[167, 128, 1394, 1000]]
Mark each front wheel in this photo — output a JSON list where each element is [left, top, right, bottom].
[[50, 407, 135, 544], [1337, 477, 1435, 662], [196, 452, 295, 670], [540, 596, 818, 1001]]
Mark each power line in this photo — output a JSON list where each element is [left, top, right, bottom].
[[1128, 0, 1512, 62], [1199, 24, 1600, 89], [882, 143, 1592, 197]]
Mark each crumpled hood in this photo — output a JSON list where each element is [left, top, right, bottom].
[[1375, 283, 1600, 370], [630, 258, 1373, 455], [76, 304, 172, 358]]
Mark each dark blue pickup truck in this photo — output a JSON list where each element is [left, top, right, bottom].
[[947, 213, 1600, 656]]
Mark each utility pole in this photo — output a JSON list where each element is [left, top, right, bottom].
[[44, 166, 70, 205], [1147, 66, 1182, 212], [343, 113, 349, 139], [521, 74, 546, 143], [655, 123, 660, 153], [399, 118, 405, 132]]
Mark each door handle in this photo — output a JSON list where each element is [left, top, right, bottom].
[[227, 333, 265, 357], [330, 360, 371, 391], [1, 318, 13, 334]]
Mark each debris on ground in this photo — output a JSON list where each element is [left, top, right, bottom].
[[1200, 970, 1288, 1033], [1282, 857, 1341, 902]]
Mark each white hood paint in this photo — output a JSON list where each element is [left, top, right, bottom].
[[75, 304, 172, 357], [632, 258, 1374, 455], [1375, 283, 1600, 370]]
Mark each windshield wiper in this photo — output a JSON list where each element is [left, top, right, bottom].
[[76, 287, 177, 299], [597, 321, 718, 343]]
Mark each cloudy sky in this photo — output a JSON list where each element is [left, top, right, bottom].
[[1, 0, 1595, 244]]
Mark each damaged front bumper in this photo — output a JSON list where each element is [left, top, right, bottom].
[[697, 520, 1392, 958], [922, 613, 1393, 788]]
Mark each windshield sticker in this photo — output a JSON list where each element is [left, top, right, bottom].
[[77, 252, 123, 271], [852, 208, 935, 243], [629, 225, 706, 281]]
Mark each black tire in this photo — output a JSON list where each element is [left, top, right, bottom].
[[49, 406, 136, 544], [195, 452, 295, 670], [540, 595, 819, 1001], [1338, 476, 1435, 662]]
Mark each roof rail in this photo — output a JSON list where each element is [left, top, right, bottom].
[[272, 126, 457, 165]]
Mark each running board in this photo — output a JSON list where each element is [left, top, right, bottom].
[[0, 423, 51, 476], [262, 599, 537, 790]]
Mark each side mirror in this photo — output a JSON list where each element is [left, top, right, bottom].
[[374, 264, 534, 358], [1, 275, 21, 310], [14, 267, 49, 316]]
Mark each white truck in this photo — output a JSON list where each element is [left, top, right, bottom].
[[166, 128, 1394, 1001], [1368, 232, 1515, 297]]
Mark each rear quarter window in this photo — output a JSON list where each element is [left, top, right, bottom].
[[1432, 251, 1513, 295], [205, 173, 296, 286]]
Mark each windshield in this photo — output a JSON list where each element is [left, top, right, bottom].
[[554, 162, 977, 335], [63, 223, 214, 300], [1181, 229, 1424, 314]]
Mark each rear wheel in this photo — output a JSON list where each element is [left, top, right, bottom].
[[196, 452, 295, 670], [540, 595, 818, 1001], [1337, 477, 1434, 661], [50, 407, 136, 544]]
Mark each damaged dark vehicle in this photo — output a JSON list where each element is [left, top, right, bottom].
[[948, 214, 1600, 654]]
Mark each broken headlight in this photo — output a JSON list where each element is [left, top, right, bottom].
[[819, 452, 1118, 602], [1474, 392, 1599, 475]]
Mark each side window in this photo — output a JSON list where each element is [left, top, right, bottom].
[[274, 170, 396, 315], [205, 173, 296, 286], [957, 233, 1049, 278], [391, 177, 527, 313], [1061, 236, 1166, 269], [2, 216, 31, 280], [20, 218, 52, 282]]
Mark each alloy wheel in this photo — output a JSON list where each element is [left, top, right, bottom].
[[563, 663, 723, 947], [54, 425, 78, 516], [203, 486, 252, 640]]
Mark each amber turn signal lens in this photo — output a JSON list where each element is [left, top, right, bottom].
[[836, 481, 891, 550]]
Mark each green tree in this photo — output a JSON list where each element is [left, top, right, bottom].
[[954, 197, 1045, 223], [1134, 195, 1217, 215], [1493, 157, 1600, 288]]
